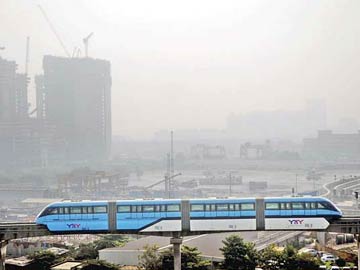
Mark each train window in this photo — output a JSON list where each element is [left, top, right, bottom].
[[234, 204, 240, 211], [131, 205, 137, 212], [70, 207, 81, 214], [317, 203, 326, 209], [58, 208, 64, 214], [241, 203, 255, 210], [229, 204, 234, 211], [155, 205, 161, 212], [211, 205, 216, 211], [191, 204, 204, 211], [304, 203, 311, 209], [217, 204, 228, 211], [87, 207, 93, 214], [137, 206, 142, 212], [167, 205, 180, 212], [311, 203, 316, 209], [64, 207, 69, 214], [161, 205, 166, 212], [48, 208, 58, 215], [94, 206, 107, 213], [143, 205, 154, 212], [118, 206, 130, 213], [266, 203, 279, 210], [205, 205, 211, 211], [82, 207, 88, 214], [292, 203, 304, 210]]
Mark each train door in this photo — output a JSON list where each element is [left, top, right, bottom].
[[63, 207, 70, 221], [142, 205, 155, 221], [216, 204, 229, 218], [280, 202, 291, 216], [204, 204, 211, 218], [291, 202, 305, 216], [305, 202, 316, 216], [229, 204, 235, 217], [154, 205, 161, 219], [81, 206, 89, 230], [210, 204, 216, 218]]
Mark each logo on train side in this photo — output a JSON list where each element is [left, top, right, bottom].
[[288, 219, 304, 225], [67, 223, 81, 229]]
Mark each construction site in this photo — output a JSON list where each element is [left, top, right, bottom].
[[0, 7, 112, 169]]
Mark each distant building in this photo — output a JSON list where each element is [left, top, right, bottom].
[[0, 57, 29, 120], [57, 168, 128, 199], [0, 119, 64, 168], [303, 130, 360, 160], [0, 57, 63, 168], [227, 99, 327, 140], [190, 144, 226, 160], [37, 55, 112, 162]]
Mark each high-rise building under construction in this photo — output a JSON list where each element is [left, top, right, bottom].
[[36, 55, 112, 162], [0, 57, 28, 121]]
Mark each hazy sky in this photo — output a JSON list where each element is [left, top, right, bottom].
[[1, 1, 360, 138]]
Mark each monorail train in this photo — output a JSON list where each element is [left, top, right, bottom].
[[35, 197, 342, 234]]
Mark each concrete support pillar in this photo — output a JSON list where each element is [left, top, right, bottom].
[[357, 234, 360, 270], [0, 240, 8, 270], [170, 237, 182, 270], [317, 232, 327, 246]]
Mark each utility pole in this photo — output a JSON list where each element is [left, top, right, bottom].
[[295, 174, 298, 195], [169, 131, 174, 197], [229, 172, 232, 197], [165, 153, 170, 198]]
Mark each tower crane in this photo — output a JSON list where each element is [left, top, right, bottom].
[[83, 32, 93, 58], [38, 5, 71, 57]]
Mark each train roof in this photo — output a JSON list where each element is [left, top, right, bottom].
[[44, 196, 332, 207]]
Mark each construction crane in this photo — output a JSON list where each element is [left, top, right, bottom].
[[25, 36, 30, 75], [145, 173, 182, 190], [83, 32, 93, 58], [38, 5, 71, 57]]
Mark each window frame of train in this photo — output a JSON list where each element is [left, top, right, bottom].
[[118, 204, 180, 213], [267, 202, 328, 211], [190, 203, 254, 212]]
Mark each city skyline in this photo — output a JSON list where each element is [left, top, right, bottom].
[[1, 1, 360, 138]]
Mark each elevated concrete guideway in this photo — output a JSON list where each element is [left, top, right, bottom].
[[1, 216, 360, 241], [1, 217, 360, 270]]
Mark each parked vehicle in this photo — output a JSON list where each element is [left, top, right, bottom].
[[301, 248, 318, 256], [318, 265, 327, 269], [321, 254, 336, 263], [329, 266, 339, 270]]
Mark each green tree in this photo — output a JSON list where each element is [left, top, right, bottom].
[[281, 245, 319, 270], [29, 250, 57, 270], [81, 259, 119, 270], [220, 235, 258, 270], [94, 239, 117, 250], [160, 245, 210, 270], [295, 253, 319, 270], [138, 244, 162, 270]]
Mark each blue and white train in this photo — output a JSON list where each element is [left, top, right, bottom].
[[35, 197, 342, 235]]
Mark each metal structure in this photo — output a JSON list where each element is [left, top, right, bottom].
[[83, 32, 94, 58], [38, 5, 71, 57]]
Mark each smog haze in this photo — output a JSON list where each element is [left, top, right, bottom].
[[2, 0, 360, 138]]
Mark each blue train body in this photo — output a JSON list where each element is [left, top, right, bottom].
[[35, 197, 342, 233]]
